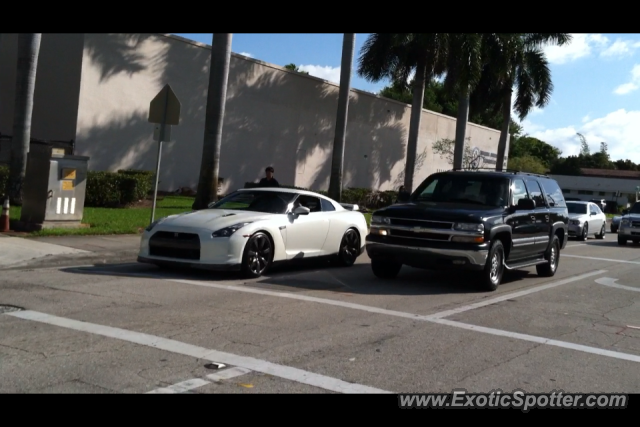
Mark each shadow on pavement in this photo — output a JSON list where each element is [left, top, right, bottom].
[[59, 256, 539, 297]]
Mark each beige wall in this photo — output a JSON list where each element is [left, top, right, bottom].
[[0, 33, 84, 163], [1, 33, 506, 193]]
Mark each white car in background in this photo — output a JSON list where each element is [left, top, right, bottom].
[[138, 188, 368, 277], [567, 201, 607, 241]]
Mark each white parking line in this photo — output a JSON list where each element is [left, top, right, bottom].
[[146, 367, 252, 394], [595, 277, 640, 292], [431, 318, 640, 364], [4, 310, 391, 394], [146, 378, 210, 394], [563, 254, 640, 265], [426, 270, 607, 319]]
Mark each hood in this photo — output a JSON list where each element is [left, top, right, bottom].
[[373, 202, 504, 222], [568, 213, 589, 220], [622, 213, 640, 220], [155, 209, 274, 230]]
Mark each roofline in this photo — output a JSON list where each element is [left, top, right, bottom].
[[159, 33, 501, 134]]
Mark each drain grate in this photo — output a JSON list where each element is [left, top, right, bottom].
[[0, 305, 25, 314]]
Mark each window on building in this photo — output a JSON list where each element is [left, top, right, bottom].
[[599, 191, 605, 196], [562, 189, 571, 193], [578, 190, 593, 195]]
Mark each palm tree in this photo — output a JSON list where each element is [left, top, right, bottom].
[[358, 33, 449, 192], [487, 33, 571, 171], [328, 34, 355, 202], [192, 33, 232, 210], [441, 33, 484, 169], [7, 33, 41, 206]]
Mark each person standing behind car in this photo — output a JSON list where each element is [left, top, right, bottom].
[[258, 166, 280, 187]]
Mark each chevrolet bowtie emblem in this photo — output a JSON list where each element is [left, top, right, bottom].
[[413, 227, 428, 233]]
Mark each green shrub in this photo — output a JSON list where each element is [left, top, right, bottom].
[[85, 169, 154, 207]]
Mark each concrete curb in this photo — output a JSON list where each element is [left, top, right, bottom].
[[0, 249, 139, 271]]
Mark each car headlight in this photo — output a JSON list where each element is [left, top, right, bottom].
[[145, 218, 166, 232], [454, 223, 484, 233], [212, 222, 253, 237], [570, 219, 581, 225], [371, 216, 390, 225]]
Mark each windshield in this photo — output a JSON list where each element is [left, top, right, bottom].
[[630, 202, 640, 214], [411, 174, 510, 207], [208, 190, 297, 214], [567, 202, 588, 214]]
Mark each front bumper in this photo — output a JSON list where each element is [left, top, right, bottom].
[[568, 223, 585, 237], [137, 226, 247, 269], [366, 235, 488, 270], [618, 225, 640, 239]]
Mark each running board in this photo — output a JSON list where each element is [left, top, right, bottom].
[[504, 258, 547, 270]]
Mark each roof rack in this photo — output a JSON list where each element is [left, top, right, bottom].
[[445, 168, 549, 178]]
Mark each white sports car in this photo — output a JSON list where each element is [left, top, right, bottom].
[[137, 187, 368, 277]]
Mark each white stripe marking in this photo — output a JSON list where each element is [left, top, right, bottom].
[[427, 270, 607, 319], [56, 197, 61, 214], [63, 198, 69, 214], [146, 378, 210, 394], [563, 254, 640, 265], [206, 366, 251, 381], [5, 310, 391, 394], [71, 198, 76, 214], [65, 268, 640, 363], [595, 277, 640, 292], [431, 318, 640, 363]]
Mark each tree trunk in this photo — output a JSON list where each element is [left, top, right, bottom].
[[495, 89, 512, 171], [453, 87, 470, 170], [192, 34, 232, 210], [403, 58, 427, 193], [328, 33, 355, 202], [7, 34, 41, 205]]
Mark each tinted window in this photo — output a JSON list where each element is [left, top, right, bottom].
[[512, 179, 529, 206], [295, 195, 321, 212], [412, 174, 510, 207], [209, 190, 296, 214], [567, 202, 588, 215], [539, 178, 566, 208], [524, 180, 546, 208], [320, 198, 335, 211], [590, 204, 600, 215]]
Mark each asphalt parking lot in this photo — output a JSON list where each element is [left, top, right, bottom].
[[1, 229, 639, 394]]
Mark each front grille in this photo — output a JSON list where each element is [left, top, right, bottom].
[[389, 229, 450, 241], [632, 221, 640, 228], [389, 218, 453, 229], [149, 231, 201, 260]]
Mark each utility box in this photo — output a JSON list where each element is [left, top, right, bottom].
[[19, 142, 89, 229]]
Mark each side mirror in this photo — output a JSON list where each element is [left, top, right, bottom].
[[516, 198, 535, 210], [397, 191, 411, 203], [292, 205, 310, 215]]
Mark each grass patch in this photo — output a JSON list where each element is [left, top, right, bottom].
[[10, 196, 195, 236], [8, 196, 373, 236]]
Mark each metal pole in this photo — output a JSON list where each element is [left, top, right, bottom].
[[150, 90, 169, 224]]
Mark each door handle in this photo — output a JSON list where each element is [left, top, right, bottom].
[[531, 215, 536, 221], [545, 214, 549, 221]]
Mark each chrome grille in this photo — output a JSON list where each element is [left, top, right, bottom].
[[388, 217, 453, 229], [389, 229, 450, 241], [632, 221, 640, 228]]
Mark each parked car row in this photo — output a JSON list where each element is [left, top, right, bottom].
[[135, 169, 640, 293]]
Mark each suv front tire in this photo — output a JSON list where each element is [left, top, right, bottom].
[[481, 239, 505, 291]]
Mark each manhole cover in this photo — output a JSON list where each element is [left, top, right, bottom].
[[0, 305, 24, 314]]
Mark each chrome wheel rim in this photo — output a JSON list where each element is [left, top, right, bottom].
[[583, 225, 588, 238], [340, 230, 359, 264], [490, 250, 501, 283], [550, 245, 557, 271], [247, 234, 271, 274]]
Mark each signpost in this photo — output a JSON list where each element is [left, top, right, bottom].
[[148, 84, 180, 224]]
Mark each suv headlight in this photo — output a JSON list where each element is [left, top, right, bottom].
[[454, 222, 484, 233], [212, 222, 253, 237], [371, 216, 390, 225], [621, 219, 629, 226]]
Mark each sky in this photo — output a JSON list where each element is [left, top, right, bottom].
[[175, 33, 640, 164]]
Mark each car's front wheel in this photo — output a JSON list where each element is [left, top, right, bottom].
[[335, 228, 361, 267], [481, 239, 504, 291], [580, 222, 589, 241], [595, 223, 606, 239], [241, 232, 272, 278]]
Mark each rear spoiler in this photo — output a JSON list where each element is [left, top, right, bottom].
[[340, 203, 359, 211]]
